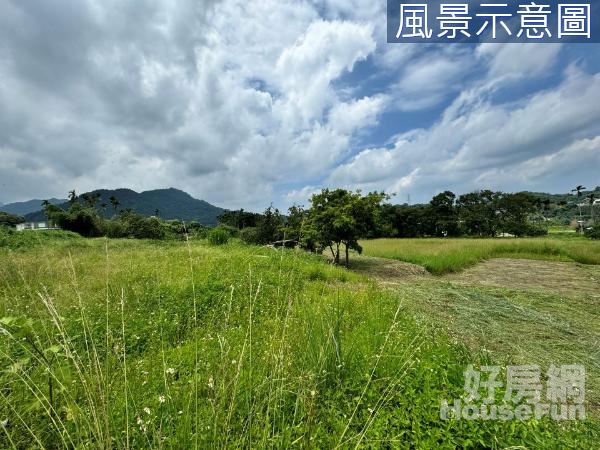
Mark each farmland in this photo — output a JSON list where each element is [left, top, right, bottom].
[[0, 231, 599, 448]]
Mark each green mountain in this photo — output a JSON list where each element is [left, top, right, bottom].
[[22, 188, 226, 225], [0, 198, 66, 216]]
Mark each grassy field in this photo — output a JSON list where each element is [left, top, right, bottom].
[[361, 236, 600, 274], [0, 230, 599, 448]]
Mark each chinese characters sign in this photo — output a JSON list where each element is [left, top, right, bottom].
[[440, 365, 586, 421], [387, 1, 599, 43]]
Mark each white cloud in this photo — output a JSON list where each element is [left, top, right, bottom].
[[476, 43, 562, 81], [329, 66, 600, 201], [0, 0, 598, 212]]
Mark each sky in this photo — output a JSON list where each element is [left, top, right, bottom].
[[0, 0, 599, 210]]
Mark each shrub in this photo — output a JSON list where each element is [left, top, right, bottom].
[[585, 224, 600, 240], [239, 226, 260, 244], [101, 219, 128, 238], [137, 217, 166, 239], [51, 205, 103, 237], [218, 224, 239, 238], [522, 224, 548, 237], [208, 227, 230, 245]]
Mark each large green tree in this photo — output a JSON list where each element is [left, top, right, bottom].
[[429, 191, 459, 237], [306, 189, 387, 267], [0, 211, 25, 227]]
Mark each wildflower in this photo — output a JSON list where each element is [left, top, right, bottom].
[[143, 407, 151, 415], [208, 377, 214, 389], [1, 419, 8, 427], [166, 367, 175, 375], [310, 390, 316, 397], [158, 395, 166, 403], [136, 416, 147, 432]]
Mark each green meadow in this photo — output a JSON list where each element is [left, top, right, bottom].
[[361, 236, 600, 275], [0, 230, 599, 448]]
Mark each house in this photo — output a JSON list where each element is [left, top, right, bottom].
[[16, 222, 60, 231]]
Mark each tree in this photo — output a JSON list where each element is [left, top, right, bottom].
[[256, 205, 284, 244], [496, 192, 539, 236], [305, 189, 387, 267], [589, 193, 596, 224], [109, 196, 120, 216], [283, 205, 308, 242], [429, 191, 459, 236], [48, 203, 102, 237], [68, 190, 78, 205], [456, 190, 501, 237], [41, 200, 52, 224], [0, 211, 25, 227], [571, 185, 587, 233], [218, 209, 261, 229]]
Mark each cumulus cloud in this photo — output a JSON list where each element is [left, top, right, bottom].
[[328, 66, 600, 202], [0, 0, 598, 210], [0, 0, 383, 209]]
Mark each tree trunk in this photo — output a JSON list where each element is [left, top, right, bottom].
[[335, 243, 340, 265], [345, 243, 349, 268]]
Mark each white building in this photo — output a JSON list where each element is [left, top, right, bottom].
[[16, 222, 59, 231]]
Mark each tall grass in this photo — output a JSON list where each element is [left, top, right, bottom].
[[0, 233, 598, 447], [361, 237, 600, 274]]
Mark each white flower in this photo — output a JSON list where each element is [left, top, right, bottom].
[[208, 377, 214, 389], [1, 419, 8, 427], [158, 395, 166, 403], [143, 407, 151, 415], [166, 367, 175, 375]]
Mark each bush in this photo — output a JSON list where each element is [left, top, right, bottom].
[[585, 224, 600, 240], [131, 216, 166, 240], [208, 227, 230, 245], [51, 205, 103, 237], [239, 227, 260, 244], [522, 224, 548, 237], [218, 225, 239, 238]]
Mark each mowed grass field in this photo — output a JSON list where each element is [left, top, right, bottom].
[[360, 236, 600, 274], [0, 230, 599, 448]]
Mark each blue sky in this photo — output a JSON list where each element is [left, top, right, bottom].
[[0, 0, 599, 210]]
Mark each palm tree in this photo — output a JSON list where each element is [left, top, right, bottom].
[[571, 185, 587, 233], [81, 193, 92, 207], [68, 190, 78, 205], [93, 192, 102, 207], [109, 196, 120, 215], [41, 200, 50, 221]]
